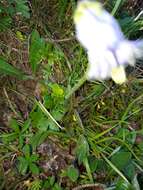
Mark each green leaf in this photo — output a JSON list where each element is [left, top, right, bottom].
[[30, 108, 44, 126], [15, 0, 30, 18], [48, 120, 60, 131], [123, 161, 135, 180], [43, 180, 50, 188], [30, 154, 39, 162], [92, 83, 105, 97], [1, 132, 18, 143], [19, 135, 24, 149], [0, 57, 30, 79], [37, 117, 50, 131], [30, 131, 48, 150], [0, 16, 12, 31], [95, 159, 107, 173], [111, 151, 132, 171], [51, 84, 64, 97], [88, 156, 98, 173], [49, 176, 55, 186], [18, 156, 29, 175], [29, 30, 47, 73], [51, 106, 66, 121], [53, 183, 63, 190], [115, 179, 133, 190], [10, 119, 20, 133], [21, 119, 31, 133], [23, 144, 31, 158], [76, 135, 89, 164], [29, 163, 39, 175], [30, 180, 42, 190], [67, 166, 79, 182]]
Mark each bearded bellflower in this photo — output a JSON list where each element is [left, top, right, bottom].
[[74, 0, 143, 84]]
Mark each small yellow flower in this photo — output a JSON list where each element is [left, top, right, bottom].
[[73, 114, 77, 121], [16, 31, 25, 41]]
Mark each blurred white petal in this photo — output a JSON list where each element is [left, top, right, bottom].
[[115, 41, 135, 66], [74, 0, 143, 84], [87, 50, 117, 79], [75, 8, 124, 52]]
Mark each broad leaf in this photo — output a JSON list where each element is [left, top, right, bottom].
[[67, 166, 79, 182], [111, 151, 132, 171]]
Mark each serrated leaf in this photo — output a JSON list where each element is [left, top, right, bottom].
[[67, 166, 79, 182]]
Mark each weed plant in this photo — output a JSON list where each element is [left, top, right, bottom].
[[0, 0, 143, 189]]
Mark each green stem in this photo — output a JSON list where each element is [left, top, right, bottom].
[[84, 157, 93, 183], [65, 74, 87, 99], [111, 0, 122, 16], [36, 100, 63, 129]]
